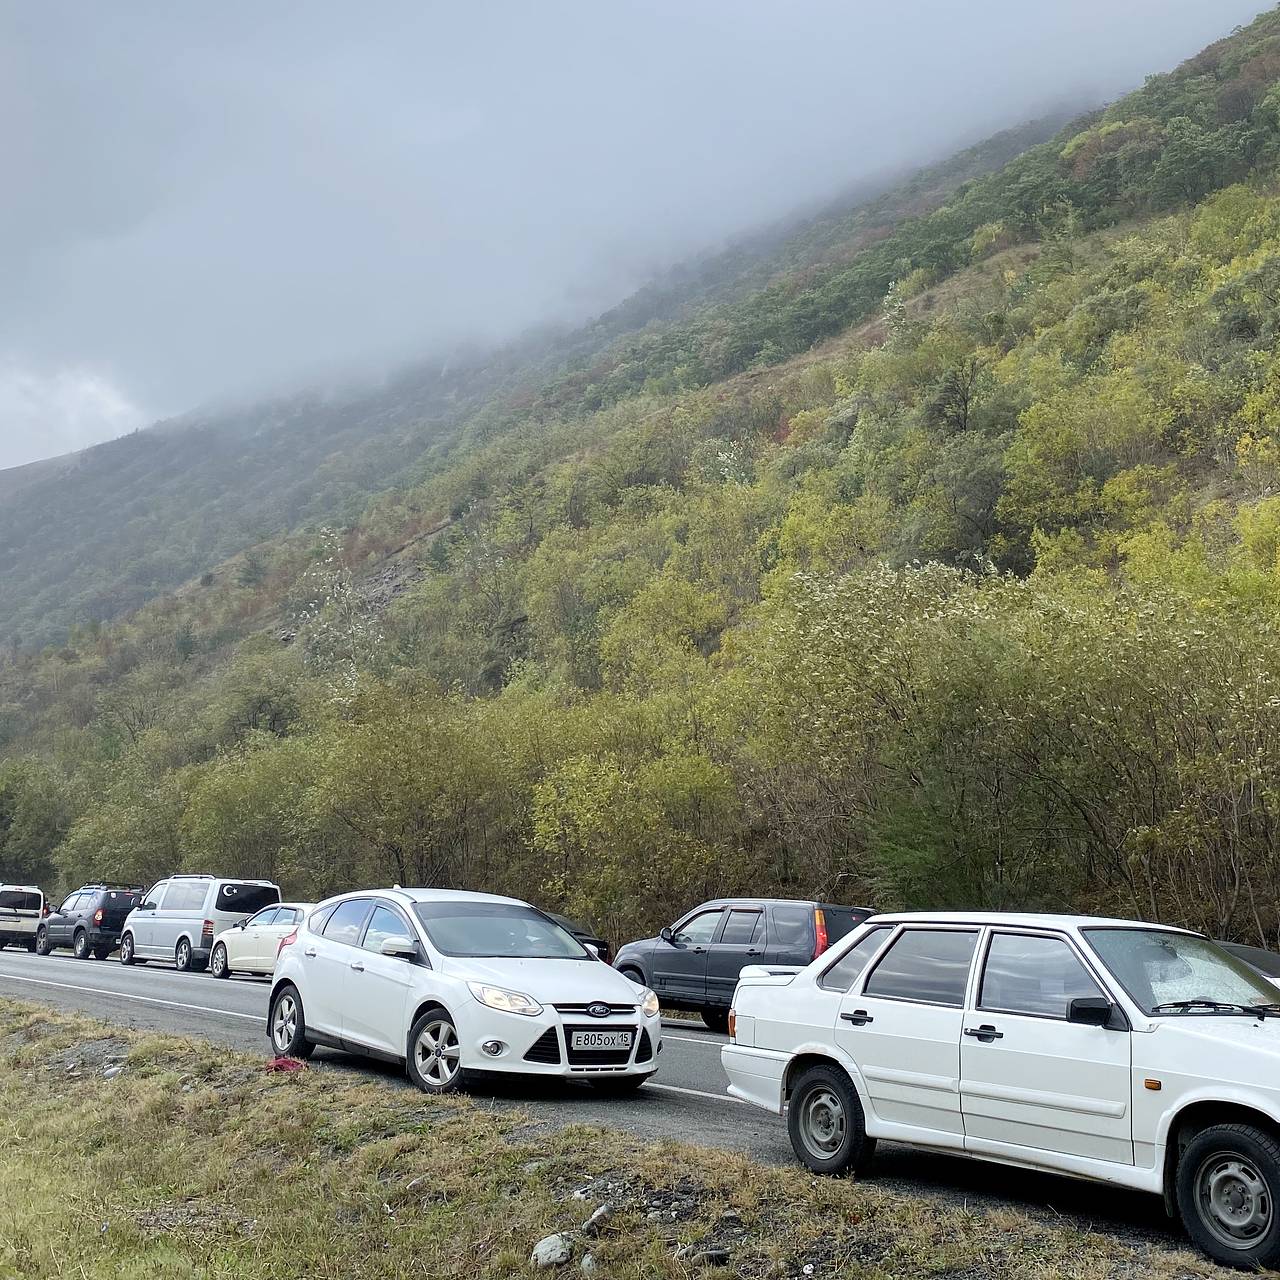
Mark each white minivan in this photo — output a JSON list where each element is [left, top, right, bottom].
[[120, 875, 280, 972], [0, 885, 46, 950], [724, 911, 1280, 1269]]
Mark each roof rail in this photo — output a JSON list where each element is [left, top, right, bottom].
[[168, 873, 215, 880], [82, 883, 143, 891]]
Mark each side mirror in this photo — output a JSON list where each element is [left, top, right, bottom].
[[237, 920, 248, 930], [660, 927, 675, 944], [1067, 996, 1114, 1027], [380, 935, 418, 960], [140, 902, 156, 912]]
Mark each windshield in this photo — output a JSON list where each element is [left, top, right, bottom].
[[1085, 927, 1280, 1015], [412, 901, 588, 959]]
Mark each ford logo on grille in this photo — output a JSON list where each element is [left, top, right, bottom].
[[586, 1002, 612, 1019]]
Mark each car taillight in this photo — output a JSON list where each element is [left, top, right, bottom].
[[813, 908, 829, 958], [728, 1009, 736, 1040], [277, 928, 297, 957], [93, 908, 104, 925], [201, 919, 214, 939], [41, 904, 50, 917]]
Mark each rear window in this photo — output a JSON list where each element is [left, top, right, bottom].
[[0, 890, 42, 911], [103, 890, 140, 910], [215, 883, 280, 915], [769, 906, 814, 948], [413, 901, 587, 959], [820, 906, 872, 945]]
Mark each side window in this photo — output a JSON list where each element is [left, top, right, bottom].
[[719, 910, 762, 945], [770, 906, 814, 948], [818, 925, 893, 992], [363, 904, 407, 953], [159, 881, 191, 910], [979, 933, 1104, 1019], [143, 882, 168, 908], [322, 899, 371, 947], [309, 904, 337, 934], [278, 907, 299, 925], [674, 910, 723, 945], [864, 929, 978, 1007], [249, 907, 282, 927], [60, 893, 85, 915]]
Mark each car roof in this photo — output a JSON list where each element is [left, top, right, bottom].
[[862, 910, 1199, 934], [692, 898, 866, 911], [326, 887, 531, 909]]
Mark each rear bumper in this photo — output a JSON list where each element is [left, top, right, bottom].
[[722, 1043, 788, 1114]]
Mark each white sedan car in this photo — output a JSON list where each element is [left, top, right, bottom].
[[724, 911, 1280, 1269], [210, 902, 312, 978], [269, 888, 661, 1094]]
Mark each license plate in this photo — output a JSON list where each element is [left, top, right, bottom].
[[571, 1030, 632, 1051]]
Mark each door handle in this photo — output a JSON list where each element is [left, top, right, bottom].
[[350, 960, 365, 972], [745, 948, 761, 956], [840, 1009, 874, 1026], [964, 1024, 1003, 1042], [692, 946, 706, 954], [303, 947, 317, 958]]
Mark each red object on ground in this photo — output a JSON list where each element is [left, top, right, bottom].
[[264, 1056, 307, 1073]]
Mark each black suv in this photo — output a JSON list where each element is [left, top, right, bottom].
[[37, 885, 142, 960], [612, 898, 875, 1031]]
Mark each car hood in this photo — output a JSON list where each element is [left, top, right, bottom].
[[1151, 1015, 1280, 1073], [442, 955, 644, 1003]]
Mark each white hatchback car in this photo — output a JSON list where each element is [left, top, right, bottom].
[[269, 888, 662, 1094], [723, 912, 1280, 1269], [210, 902, 312, 978]]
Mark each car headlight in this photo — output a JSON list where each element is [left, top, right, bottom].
[[468, 982, 544, 1017], [638, 987, 660, 1017]]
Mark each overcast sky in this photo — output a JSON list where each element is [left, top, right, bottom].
[[0, 1, 1268, 471]]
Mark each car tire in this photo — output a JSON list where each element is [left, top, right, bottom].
[[590, 1074, 650, 1094], [268, 984, 315, 1059], [787, 1062, 873, 1176], [94, 947, 111, 961], [174, 938, 193, 972], [618, 966, 645, 985], [406, 1009, 464, 1095], [73, 930, 90, 960], [1176, 1122, 1280, 1268], [701, 1008, 730, 1034], [210, 943, 230, 979], [119, 932, 136, 964], [34, 928, 51, 956]]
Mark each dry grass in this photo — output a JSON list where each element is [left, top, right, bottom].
[[0, 999, 1254, 1279]]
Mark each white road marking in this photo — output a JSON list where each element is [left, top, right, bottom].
[[0, 971, 262, 1023], [647, 1081, 744, 1105], [662, 1033, 724, 1047]]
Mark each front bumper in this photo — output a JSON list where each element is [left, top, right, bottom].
[[460, 1004, 663, 1078]]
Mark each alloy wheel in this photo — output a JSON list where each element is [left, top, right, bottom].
[[1196, 1151, 1274, 1250], [413, 1018, 461, 1088], [272, 993, 298, 1053]]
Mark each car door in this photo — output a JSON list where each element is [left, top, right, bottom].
[[650, 907, 723, 1004], [239, 907, 281, 971], [705, 907, 766, 1007], [132, 881, 167, 954], [834, 926, 979, 1144], [305, 898, 373, 1036], [342, 902, 419, 1055], [257, 906, 300, 972], [50, 893, 82, 946], [960, 929, 1133, 1165]]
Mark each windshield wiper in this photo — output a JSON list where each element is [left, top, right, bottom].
[[1153, 999, 1280, 1019]]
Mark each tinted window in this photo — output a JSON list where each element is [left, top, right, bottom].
[[161, 881, 208, 912], [0, 890, 43, 912], [864, 929, 978, 1006], [103, 890, 140, 910], [719, 910, 762, 945], [980, 933, 1104, 1019], [414, 901, 587, 959], [819, 925, 893, 992], [363, 905, 407, 953], [770, 906, 814, 948], [322, 899, 371, 946], [821, 906, 872, 945], [674, 910, 723, 945], [248, 907, 281, 927], [215, 883, 279, 915]]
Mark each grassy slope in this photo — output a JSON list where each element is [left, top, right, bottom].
[[0, 1000, 1244, 1280]]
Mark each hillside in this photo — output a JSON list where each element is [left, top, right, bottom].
[[6, 9, 1280, 948], [0, 118, 1061, 650]]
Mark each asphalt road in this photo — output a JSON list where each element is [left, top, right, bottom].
[[0, 947, 1188, 1253]]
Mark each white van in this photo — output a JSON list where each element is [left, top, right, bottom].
[[120, 875, 280, 972], [0, 884, 46, 950]]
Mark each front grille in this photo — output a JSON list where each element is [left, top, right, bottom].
[[564, 1024, 636, 1067], [552, 1003, 635, 1015], [523, 1028, 561, 1065], [635, 1028, 654, 1063]]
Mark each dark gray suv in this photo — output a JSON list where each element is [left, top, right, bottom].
[[612, 898, 874, 1031]]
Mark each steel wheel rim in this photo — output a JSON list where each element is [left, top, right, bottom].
[[799, 1086, 847, 1158], [1197, 1151, 1273, 1249], [414, 1019, 460, 1087], [272, 994, 298, 1051]]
